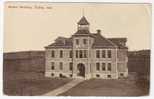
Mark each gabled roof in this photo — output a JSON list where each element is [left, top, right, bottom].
[[77, 16, 89, 25], [45, 32, 127, 49], [45, 37, 72, 49], [91, 33, 117, 48]]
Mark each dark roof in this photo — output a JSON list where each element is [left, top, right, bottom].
[[45, 32, 127, 49], [92, 33, 117, 48], [77, 16, 89, 25], [74, 29, 90, 35], [108, 38, 128, 49], [45, 37, 72, 49]]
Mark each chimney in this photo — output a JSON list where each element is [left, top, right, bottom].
[[97, 29, 101, 34]]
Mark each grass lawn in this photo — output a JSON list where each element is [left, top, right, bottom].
[[59, 78, 149, 96], [3, 72, 72, 96]]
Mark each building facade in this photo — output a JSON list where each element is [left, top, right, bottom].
[[45, 16, 128, 79]]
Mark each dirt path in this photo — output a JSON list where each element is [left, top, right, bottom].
[[43, 79, 84, 96]]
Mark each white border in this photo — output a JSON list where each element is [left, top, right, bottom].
[[0, 0, 153, 99]]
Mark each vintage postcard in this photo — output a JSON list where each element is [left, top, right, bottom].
[[3, 2, 151, 96]]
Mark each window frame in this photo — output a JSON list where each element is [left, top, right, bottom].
[[96, 50, 100, 58], [60, 50, 63, 58], [76, 39, 79, 45], [59, 62, 63, 70], [96, 62, 100, 71], [51, 62, 55, 70], [51, 50, 55, 58]]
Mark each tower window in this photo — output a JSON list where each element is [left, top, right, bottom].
[[96, 63, 100, 71], [76, 50, 78, 58], [79, 50, 83, 58], [83, 39, 87, 45], [51, 50, 55, 58], [51, 62, 55, 70], [60, 50, 63, 58], [107, 50, 111, 58], [76, 39, 79, 45], [96, 50, 100, 58]]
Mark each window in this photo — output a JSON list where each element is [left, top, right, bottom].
[[102, 50, 106, 58], [51, 62, 55, 70], [120, 73, 124, 77], [79, 50, 83, 58], [60, 50, 63, 58], [107, 50, 111, 58], [51, 50, 55, 58], [84, 50, 87, 58], [70, 74, 72, 77], [102, 63, 106, 71], [51, 73, 54, 76], [59, 62, 63, 70], [96, 50, 100, 58], [96, 74, 100, 77], [107, 75, 111, 78], [96, 63, 100, 71], [59, 74, 63, 77], [107, 63, 111, 71], [83, 39, 87, 45], [76, 50, 78, 58], [69, 62, 73, 71], [76, 39, 79, 45], [69, 50, 73, 58]]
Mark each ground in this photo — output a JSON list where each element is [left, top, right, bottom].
[[59, 77, 149, 96], [3, 72, 72, 96], [4, 71, 149, 96]]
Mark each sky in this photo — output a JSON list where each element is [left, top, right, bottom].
[[4, 2, 151, 52]]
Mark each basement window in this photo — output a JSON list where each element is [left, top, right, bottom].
[[96, 74, 100, 78], [120, 73, 124, 77], [70, 74, 72, 77], [107, 75, 111, 78], [59, 74, 63, 77], [51, 73, 54, 77]]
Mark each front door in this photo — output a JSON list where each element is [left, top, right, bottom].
[[77, 63, 85, 77]]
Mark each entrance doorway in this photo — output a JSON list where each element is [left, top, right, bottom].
[[77, 63, 85, 77]]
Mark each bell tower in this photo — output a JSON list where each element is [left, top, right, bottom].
[[77, 16, 90, 31]]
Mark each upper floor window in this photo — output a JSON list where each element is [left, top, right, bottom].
[[83, 39, 87, 45], [59, 62, 63, 70], [76, 50, 79, 58], [84, 50, 87, 58], [102, 63, 106, 71], [69, 50, 73, 58], [79, 50, 83, 58], [96, 50, 100, 58], [76, 39, 79, 45], [51, 50, 55, 58], [107, 50, 111, 58], [69, 62, 73, 71], [107, 63, 111, 71], [51, 62, 55, 70], [60, 50, 63, 58], [102, 50, 106, 58], [96, 63, 100, 71]]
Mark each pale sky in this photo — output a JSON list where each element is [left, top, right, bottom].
[[4, 2, 151, 52]]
